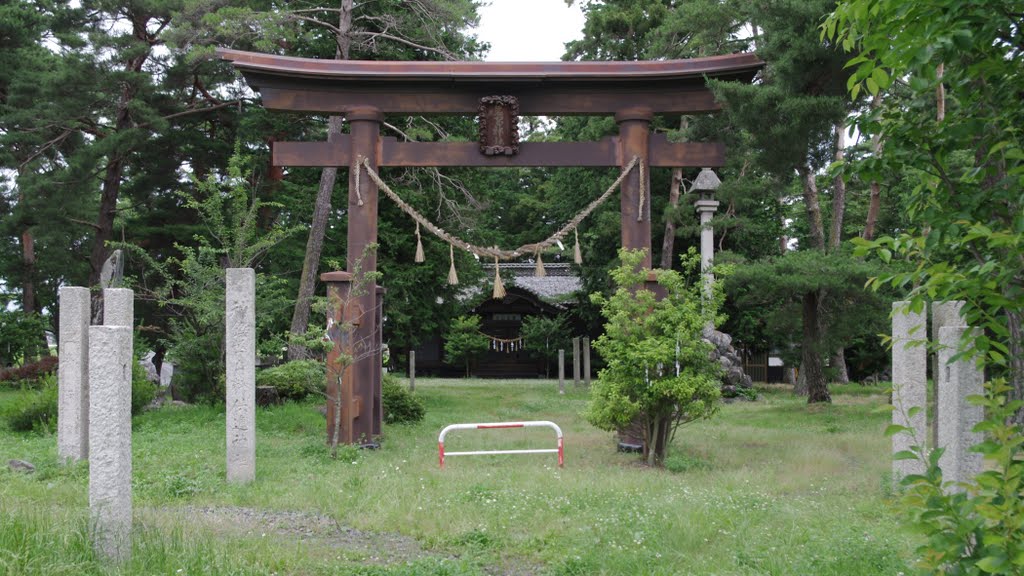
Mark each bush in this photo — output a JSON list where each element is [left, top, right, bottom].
[[3, 375, 58, 433], [4, 360, 155, 433], [256, 360, 325, 401], [132, 360, 156, 415], [382, 373, 425, 424], [0, 356, 58, 388]]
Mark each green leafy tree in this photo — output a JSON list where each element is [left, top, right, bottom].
[[0, 310, 50, 366], [587, 248, 722, 466], [724, 249, 891, 398], [443, 315, 488, 378], [125, 150, 299, 401], [520, 315, 569, 378], [826, 1, 1024, 572]]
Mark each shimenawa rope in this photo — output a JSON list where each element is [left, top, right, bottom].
[[357, 155, 643, 261]]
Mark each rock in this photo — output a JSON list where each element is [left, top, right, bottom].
[[159, 362, 174, 388], [139, 351, 159, 383], [8, 459, 35, 473], [704, 329, 753, 393], [169, 400, 191, 408], [256, 386, 282, 407]]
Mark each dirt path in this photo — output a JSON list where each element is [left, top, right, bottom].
[[141, 506, 539, 575]]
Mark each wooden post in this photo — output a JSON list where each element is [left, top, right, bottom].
[[572, 337, 581, 386], [409, 350, 416, 392], [558, 350, 565, 395], [340, 106, 382, 447], [583, 336, 592, 387]]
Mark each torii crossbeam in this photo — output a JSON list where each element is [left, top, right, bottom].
[[217, 48, 763, 446]]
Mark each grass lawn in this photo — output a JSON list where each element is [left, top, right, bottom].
[[0, 379, 914, 575]]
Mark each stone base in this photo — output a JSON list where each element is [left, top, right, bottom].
[[255, 386, 282, 407]]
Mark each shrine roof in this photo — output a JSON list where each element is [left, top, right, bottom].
[[217, 49, 762, 115], [216, 48, 763, 85]]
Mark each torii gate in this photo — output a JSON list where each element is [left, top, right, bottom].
[[217, 49, 763, 446]]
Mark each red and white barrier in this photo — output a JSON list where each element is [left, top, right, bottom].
[[438, 421, 564, 469]]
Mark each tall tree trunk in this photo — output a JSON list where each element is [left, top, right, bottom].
[[797, 164, 825, 251], [793, 365, 807, 395], [802, 290, 830, 403], [659, 117, 688, 270], [829, 350, 849, 384], [20, 230, 36, 315], [827, 124, 849, 383], [86, 17, 152, 315], [862, 94, 883, 241], [88, 154, 127, 324], [287, 0, 353, 361], [18, 217, 46, 359], [659, 168, 683, 270], [796, 165, 830, 401], [828, 124, 846, 250]]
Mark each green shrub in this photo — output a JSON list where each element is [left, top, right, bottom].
[[4, 360, 155, 433], [256, 360, 325, 401], [132, 360, 156, 415], [382, 373, 425, 424], [3, 375, 58, 433]]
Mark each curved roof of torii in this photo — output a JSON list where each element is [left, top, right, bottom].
[[216, 48, 763, 115]]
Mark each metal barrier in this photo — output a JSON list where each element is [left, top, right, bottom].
[[438, 421, 564, 469]]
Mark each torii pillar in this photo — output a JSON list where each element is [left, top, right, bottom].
[[323, 106, 383, 447], [616, 107, 653, 266]]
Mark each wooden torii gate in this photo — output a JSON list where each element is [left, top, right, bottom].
[[217, 49, 763, 446]]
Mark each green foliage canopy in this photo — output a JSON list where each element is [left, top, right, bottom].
[[587, 249, 722, 466]]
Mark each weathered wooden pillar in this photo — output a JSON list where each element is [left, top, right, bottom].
[[572, 337, 581, 386], [373, 285, 385, 437], [558, 349, 565, 395], [323, 106, 383, 448], [616, 107, 653, 267]]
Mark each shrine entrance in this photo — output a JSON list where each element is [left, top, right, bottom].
[[217, 49, 762, 446]]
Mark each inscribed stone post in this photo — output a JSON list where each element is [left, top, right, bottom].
[[937, 325, 984, 489], [102, 288, 134, 327], [225, 268, 256, 484], [88, 325, 132, 563], [58, 286, 90, 462], [409, 350, 416, 392], [892, 302, 927, 480], [931, 301, 964, 446]]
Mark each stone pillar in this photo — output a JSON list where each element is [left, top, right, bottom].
[[583, 336, 592, 387], [102, 288, 134, 327], [616, 107, 653, 267], [558, 349, 565, 395], [695, 198, 720, 292], [88, 325, 132, 562], [58, 286, 90, 463], [225, 268, 255, 484], [892, 302, 927, 480], [572, 337, 581, 386], [931, 301, 964, 446], [409, 350, 416, 392], [937, 325, 984, 488]]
